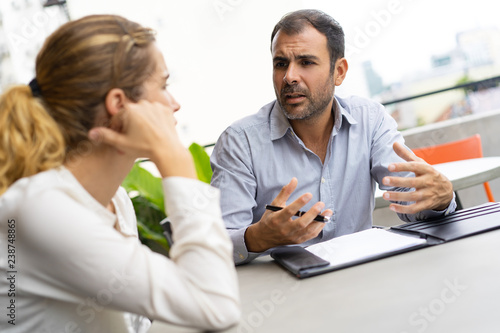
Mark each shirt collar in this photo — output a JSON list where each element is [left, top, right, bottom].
[[270, 96, 358, 141]]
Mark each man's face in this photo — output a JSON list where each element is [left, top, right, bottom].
[[272, 25, 337, 121]]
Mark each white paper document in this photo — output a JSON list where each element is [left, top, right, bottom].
[[306, 228, 427, 268]]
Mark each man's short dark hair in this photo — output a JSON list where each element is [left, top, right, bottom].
[[271, 9, 345, 71]]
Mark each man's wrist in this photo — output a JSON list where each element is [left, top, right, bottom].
[[244, 223, 269, 253], [433, 192, 455, 211], [431, 192, 456, 215]]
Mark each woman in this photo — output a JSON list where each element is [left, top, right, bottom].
[[0, 15, 240, 332]]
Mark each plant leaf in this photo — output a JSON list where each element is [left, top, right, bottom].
[[132, 195, 169, 252], [189, 143, 212, 184], [131, 196, 166, 235], [122, 143, 213, 254], [136, 220, 169, 251], [122, 163, 165, 213]]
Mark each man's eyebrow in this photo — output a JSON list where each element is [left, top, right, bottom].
[[296, 54, 320, 61], [273, 56, 288, 62], [273, 54, 320, 62]]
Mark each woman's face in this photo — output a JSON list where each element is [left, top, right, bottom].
[[141, 43, 180, 113]]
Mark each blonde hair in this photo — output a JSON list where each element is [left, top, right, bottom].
[[0, 86, 65, 194], [0, 15, 156, 195]]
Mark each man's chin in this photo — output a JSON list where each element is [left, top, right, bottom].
[[283, 108, 309, 120], [277, 99, 307, 119]]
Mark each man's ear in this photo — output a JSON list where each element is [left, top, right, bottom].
[[333, 58, 348, 86]]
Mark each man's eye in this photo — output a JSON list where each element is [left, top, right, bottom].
[[274, 62, 286, 68], [302, 60, 313, 66]]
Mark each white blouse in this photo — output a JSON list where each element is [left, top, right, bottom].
[[0, 167, 240, 332]]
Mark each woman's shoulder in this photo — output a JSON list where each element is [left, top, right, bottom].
[[2, 168, 62, 199], [0, 168, 67, 224], [0, 167, 101, 220]]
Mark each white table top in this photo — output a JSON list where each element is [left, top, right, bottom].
[[149, 228, 500, 333], [375, 156, 500, 208]]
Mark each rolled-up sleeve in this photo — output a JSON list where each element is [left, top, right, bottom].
[[211, 127, 263, 265], [369, 104, 456, 221]]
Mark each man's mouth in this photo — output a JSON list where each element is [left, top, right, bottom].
[[284, 93, 306, 104]]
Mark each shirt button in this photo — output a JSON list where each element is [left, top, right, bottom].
[[321, 177, 326, 184]]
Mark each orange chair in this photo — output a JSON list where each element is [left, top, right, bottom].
[[412, 134, 495, 206]]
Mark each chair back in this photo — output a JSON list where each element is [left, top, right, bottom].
[[412, 134, 495, 203], [412, 134, 483, 165]]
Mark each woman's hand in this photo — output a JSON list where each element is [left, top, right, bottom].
[[88, 100, 197, 179]]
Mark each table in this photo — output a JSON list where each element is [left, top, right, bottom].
[[149, 228, 500, 333], [375, 156, 500, 209]]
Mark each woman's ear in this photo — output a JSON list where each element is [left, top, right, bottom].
[[104, 88, 127, 131], [104, 88, 127, 117]]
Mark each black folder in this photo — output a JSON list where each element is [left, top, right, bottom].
[[271, 202, 500, 278], [391, 202, 500, 242]]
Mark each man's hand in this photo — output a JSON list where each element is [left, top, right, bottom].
[[382, 142, 454, 214], [244, 178, 332, 253]]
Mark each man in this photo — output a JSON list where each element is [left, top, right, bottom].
[[210, 9, 455, 265]]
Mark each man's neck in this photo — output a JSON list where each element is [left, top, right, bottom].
[[289, 102, 336, 163]]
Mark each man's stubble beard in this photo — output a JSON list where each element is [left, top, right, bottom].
[[276, 76, 335, 121]]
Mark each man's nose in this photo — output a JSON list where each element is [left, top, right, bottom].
[[283, 64, 299, 85]]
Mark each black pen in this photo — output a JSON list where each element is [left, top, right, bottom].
[[265, 205, 330, 222]]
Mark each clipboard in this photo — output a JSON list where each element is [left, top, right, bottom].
[[271, 202, 500, 279]]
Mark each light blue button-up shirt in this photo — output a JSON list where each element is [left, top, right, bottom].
[[211, 95, 455, 264]]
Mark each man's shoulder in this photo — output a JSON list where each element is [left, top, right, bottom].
[[336, 95, 389, 124], [337, 95, 383, 112], [226, 100, 276, 134]]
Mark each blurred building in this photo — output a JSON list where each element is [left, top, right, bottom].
[[363, 60, 384, 97], [379, 27, 500, 129]]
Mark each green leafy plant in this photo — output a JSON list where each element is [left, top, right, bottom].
[[121, 143, 213, 254]]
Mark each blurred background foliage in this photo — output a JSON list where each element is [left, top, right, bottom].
[[121, 143, 212, 254]]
